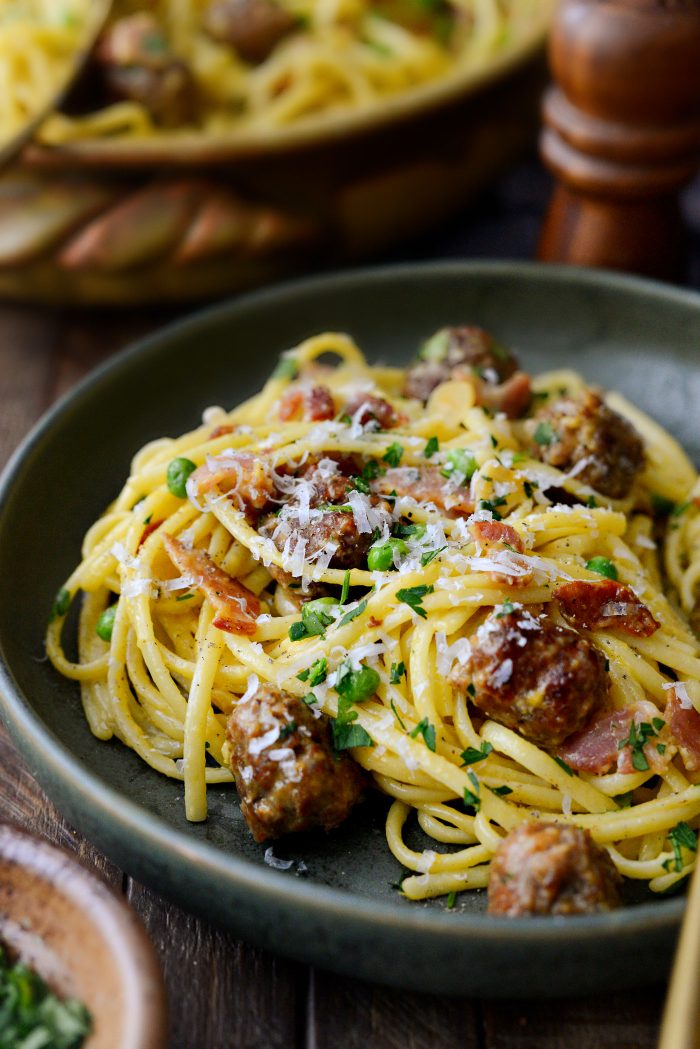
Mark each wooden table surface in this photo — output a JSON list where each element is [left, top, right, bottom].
[[0, 158, 683, 1047]]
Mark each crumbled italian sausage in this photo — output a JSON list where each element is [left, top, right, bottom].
[[203, 0, 297, 63], [529, 390, 644, 499], [488, 821, 622, 916], [97, 14, 196, 126], [227, 682, 366, 841], [450, 607, 608, 747]]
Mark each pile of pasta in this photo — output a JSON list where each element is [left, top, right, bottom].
[[0, 1, 88, 142], [47, 333, 700, 903], [33, 0, 551, 143]]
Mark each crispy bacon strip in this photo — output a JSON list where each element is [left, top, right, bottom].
[[373, 466, 474, 518], [163, 535, 260, 635], [190, 451, 274, 515], [474, 371, 532, 419], [277, 384, 335, 422], [470, 520, 525, 554], [468, 519, 532, 588], [558, 700, 672, 775], [665, 687, 700, 772], [554, 580, 659, 637], [209, 424, 235, 439], [139, 519, 164, 548]]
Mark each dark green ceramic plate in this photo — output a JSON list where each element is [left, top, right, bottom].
[[1, 262, 698, 998]]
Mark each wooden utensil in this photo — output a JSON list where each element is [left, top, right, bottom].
[[538, 0, 700, 280], [0, 0, 112, 170], [658, 859, 700, 1049]]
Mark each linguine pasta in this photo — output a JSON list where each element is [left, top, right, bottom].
[[47, 331, 700, 905]]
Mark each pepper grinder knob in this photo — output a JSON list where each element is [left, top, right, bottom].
[[538, 0, 700, 280]]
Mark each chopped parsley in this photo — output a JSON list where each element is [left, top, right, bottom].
[[338, 598, 368, 628], [279, 720, 297, 740], [390, 661, 406, 684], [459, 742, 493, 767], [409, 717, 436, 752], [446, 891, 457, 909], [175, 592, 195, 602], [523, 480, 538, 499], [49, 587, 71, 623], [393, 522, 426, 541], [397, 584, 434, 619], [349, 459, 381, 494], [423, 436, 439, 458], [0, 944, 91, 1049], [586, 556, 618, 580], [294, 597, 338, 639], [463, 771, 481, 813], [533, 421, 558, 447], [166, 457, 197, 499], [441, 449, 477, 486], [339, 570, 351, 606], [617, 718, 666, 772], [495, 600, 515, 618], [332, 722, 374, 750], [489, 785, 513, 797], [478, 496, 507, 520], [272, 356, 298, 380], [421, 546, 446, 567], [586, 495, 598, 508], [95, 605, 117, 642], [297, 657, 328, 686], [382, 442, 404, 467], [390, 699, 406, 729], [552, 756, 574, 777], [664, 821, 698, 873], [335, 662, 380, 704], [672, 500, 692, 519]]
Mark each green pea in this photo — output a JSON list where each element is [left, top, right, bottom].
[[167, 457, 197, 499], [367, 538, 408, 572], [96, 604, 117, 642]]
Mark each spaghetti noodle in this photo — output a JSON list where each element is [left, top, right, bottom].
[[47, 330, 700, 906]]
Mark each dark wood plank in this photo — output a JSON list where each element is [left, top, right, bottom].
[[0, 720, 122, 885], [482, 989, 664, 1049], [127, 880, 305, 1049], [307, 969, 481, 1049]]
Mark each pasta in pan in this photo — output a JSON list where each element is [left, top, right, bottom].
[[8, 0, 554, 144], [47, 327, 700, 913], [0, 1, 88, 141]]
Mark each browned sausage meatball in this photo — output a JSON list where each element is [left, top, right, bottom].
[[488, 821, 622, 916], [261, 456, 391, 572], [227, 683, 366, 841], [403, 327, 531, 418], [204, 0, 297, 63], [450, 607, 608, 747], [97, 14, 196, 126], [529, 390, 644, 499]]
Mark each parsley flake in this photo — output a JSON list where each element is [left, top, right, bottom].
[[390, 661, 406, 684], [409, 717, 437, 751], [463, 770, 481, 813], [383, 442, 404, 467], [460, 742, 493, 767], [533, 421, 558, 447], [423, 436, 439, 458], [397, 585, 434, 619]]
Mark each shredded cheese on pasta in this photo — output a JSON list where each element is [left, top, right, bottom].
[[47, 331, 700, 903]]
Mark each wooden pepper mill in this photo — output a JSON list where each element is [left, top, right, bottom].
[[538, 0, 700, 280]]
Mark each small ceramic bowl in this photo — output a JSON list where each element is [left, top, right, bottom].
[[0, 823, 167, 1049]]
